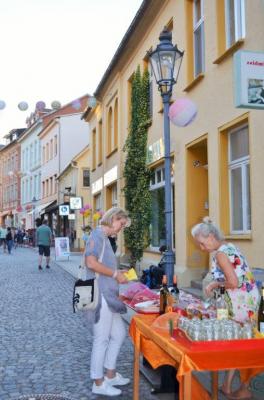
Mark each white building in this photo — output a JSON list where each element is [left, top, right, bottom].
[[18, 120, 42, 228], [39, 112, 89, 233]]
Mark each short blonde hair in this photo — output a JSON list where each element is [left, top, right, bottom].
[[100, 207, 131, 228]]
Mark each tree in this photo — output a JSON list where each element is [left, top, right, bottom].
[[123, 66, 152, 266]]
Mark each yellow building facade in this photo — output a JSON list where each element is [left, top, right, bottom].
[[84, 0, 264, 285]]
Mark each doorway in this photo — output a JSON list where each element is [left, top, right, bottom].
[[186, 135, 209, 269]]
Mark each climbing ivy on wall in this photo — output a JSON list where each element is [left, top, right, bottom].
[[123, 66, 152, 266]]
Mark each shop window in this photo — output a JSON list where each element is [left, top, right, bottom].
[[83, 169, 90, 187], [228, 124, 250, 233], [149, 165, 175, 249]]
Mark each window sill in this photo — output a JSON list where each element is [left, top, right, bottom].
[[106, 148, 118, 159], [213, 39, 244, 64], [97, 162, 102, 167], [91, 168, 96, 172], [225, 234, 252, 240], [184, 73, 205, 92]]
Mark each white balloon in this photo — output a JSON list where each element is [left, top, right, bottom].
[[0, 100, 6, 110], [18, 101, 29, 111], [51, 100, 61, 110]]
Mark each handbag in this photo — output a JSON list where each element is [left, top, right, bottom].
[[73, 238, 106, 313]]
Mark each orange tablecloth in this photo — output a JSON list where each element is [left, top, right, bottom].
[[129, 314, 264, 400]]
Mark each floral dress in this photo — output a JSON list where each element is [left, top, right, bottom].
[[212, 243, 259, 322]]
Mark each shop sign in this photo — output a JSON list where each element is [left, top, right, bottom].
[[59, 205, 70, 216], [70, 197, 82, 210], [55, 237, 70, 258], [234, 50, 264, 109]]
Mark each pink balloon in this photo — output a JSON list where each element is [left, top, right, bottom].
[[168, 98, 197, 127]]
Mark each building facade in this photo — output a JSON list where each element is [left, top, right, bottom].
[[0, 129, 25, 227], [84, 0, 264, 284]]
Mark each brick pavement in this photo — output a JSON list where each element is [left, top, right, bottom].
[[0, 247, 175, 400]]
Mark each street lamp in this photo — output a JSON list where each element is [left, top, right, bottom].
[[147, 28, 184, 284]]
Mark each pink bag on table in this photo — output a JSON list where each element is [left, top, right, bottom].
[[129, 288, 159, 308], [122, 282, 147, 300]]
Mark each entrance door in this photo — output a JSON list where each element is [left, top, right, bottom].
[[186, 136, 209, 269]]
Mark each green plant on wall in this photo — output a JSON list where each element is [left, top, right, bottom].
[[123, 66, 152, 266]]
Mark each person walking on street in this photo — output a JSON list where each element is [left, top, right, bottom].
[[36, 219, 52, 270], [0, 225, 7, 253], [6, 227, 13, 254], [85, 207, 131, 397]]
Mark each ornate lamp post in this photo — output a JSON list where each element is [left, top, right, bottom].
[[32, 196, 37, 246], [147, 28, 184, 284]]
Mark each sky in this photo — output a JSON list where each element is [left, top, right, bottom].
[[0, 0, 143, 142]]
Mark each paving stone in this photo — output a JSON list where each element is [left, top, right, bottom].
[[1, 248, 175, 400]]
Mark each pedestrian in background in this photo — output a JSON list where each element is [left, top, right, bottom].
[[82, 225, 91, 247], [6, 227, 13, 254], [85, 207, 130, 397], [36, 219, 52, 271], [0, 225, 7, 253]]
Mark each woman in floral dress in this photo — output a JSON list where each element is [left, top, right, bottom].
[[192, 217, 259, 400]]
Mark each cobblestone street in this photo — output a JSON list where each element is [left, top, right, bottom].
[[0, 247, 173, 400]]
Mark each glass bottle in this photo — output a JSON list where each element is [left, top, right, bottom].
[[159, 275, 169, 314], [216, 285, 229, 320], [170, 274, 180, 305], [258, 283, 264, 333]]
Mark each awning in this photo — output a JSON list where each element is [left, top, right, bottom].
[[39, 201, 57, 215], [40, 200, 57, 215]]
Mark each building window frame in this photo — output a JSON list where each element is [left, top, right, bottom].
[[82, 169, 90, 187], [225, 0, 245, 49], [228, 124, 250, 234], [193, 0, 205, 77]]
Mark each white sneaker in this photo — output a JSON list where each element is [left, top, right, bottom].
[[92, 381, 121, 396], [104, 372, 130, 386]]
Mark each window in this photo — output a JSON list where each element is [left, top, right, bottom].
[[94, 193, 102, 211], [98, 120, 103, 165], [112, 183, 117, 206], [50, 177, 53, 194], [225, 0, 245, 48], [114, 99, 118, 149], [228, 124, 250, 233], [92, 128, 96, 170], [42, 181, 45, 198], [42, 147, 45, 164], [46, 143, 49, 161], [193, 0, 205, 76], [54, 135, 58, 156], [83, 169, 90, 187], [107, 107, 113, 154], [50, 139, 53, 159], [149, 165, 175, 248]]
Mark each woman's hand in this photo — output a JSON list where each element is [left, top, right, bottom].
[[205, 281, 218, 297], [115, 271, 128, 284]]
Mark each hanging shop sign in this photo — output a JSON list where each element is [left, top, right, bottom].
[[234, 50, 264, 109], [59, 205, 70, 216], [70, 196, 82, 210]]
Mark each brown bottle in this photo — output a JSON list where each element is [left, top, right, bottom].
[[159, 275, 169, 314]]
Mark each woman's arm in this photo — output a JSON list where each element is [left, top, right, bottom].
[[205, 252, 239, 296], [85, 255, 127, 284]]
